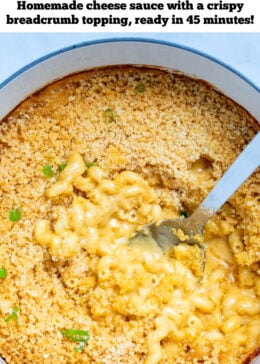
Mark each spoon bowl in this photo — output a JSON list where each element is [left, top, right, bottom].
[[130, 132, 260, 253]]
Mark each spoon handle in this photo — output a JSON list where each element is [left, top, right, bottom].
[[190, 132, 260, 229]]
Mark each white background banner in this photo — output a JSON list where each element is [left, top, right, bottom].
[[0, 0, 259, 32]]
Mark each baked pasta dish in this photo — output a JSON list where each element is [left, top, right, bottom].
[[0, 66, 259, 364]]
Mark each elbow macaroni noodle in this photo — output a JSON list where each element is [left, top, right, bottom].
[[34, 152, 260, 363], [35, 151, 163, 257]]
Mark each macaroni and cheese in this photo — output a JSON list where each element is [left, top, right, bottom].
[[0, 66, 259, 364]]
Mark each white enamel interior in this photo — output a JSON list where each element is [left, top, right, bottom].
[[0, 40, 259, 121]]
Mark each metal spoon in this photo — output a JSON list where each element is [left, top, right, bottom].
[[130, 132, 260, 252]]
